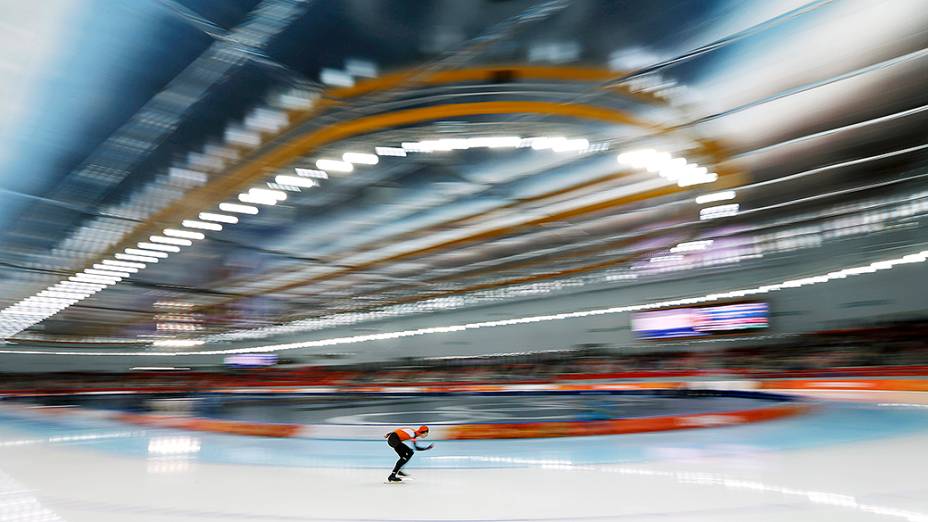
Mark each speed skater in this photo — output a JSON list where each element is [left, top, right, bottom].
[[385, 425, 431, 482]]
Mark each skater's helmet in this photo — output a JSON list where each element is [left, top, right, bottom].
[[416, 425, 430, 437]]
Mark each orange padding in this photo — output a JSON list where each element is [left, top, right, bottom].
[[115, 413, 302, 438], [759, 379, 928, 392], [444, 403, 812, 440]]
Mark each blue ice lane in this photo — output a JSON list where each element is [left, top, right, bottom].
[[2, 402, 928, 469]]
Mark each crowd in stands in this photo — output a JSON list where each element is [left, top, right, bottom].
[[2, 319, 927, 393]]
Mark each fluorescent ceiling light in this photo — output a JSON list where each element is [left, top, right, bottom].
[[152, 339, 205, 348], [374, 147, 406, 157], [467, 136, 521, 148], [70, 274, 119, 285], [138, 242, 181, 253], [699, 204, 740, 220], [342, 152, 379, 165], [182, 220, 223, 231], [51, 283, 96, 293], [401, 142, 424, 152], [617, 149, 658, 168], [131, 367, 191, 371], [249, 187, 286, 199], [218, 203, 259, 215], [238, 192, 278, 205], [102, 259, 146, 269], [530, 137, 558, 150], [117, 252, 161, 263], [163, 229, 205, 240], [670, 240, 714, 253], [695, 191, 736, 205], [678, 171, 718, 187], [93, 264, 138, 274], [39, 290, 91, 299], [551, 138, 589, 152], [650, 255, 685, 263], [149, 236, 193, 247], [198, 212, 237, 224], [274, 175, 317, 188], [315, 159, 353, 172], [85, 268, 131, 278], [126, 248, 169, 259], [294, 168, 328, 178], [248, 187, 287, 201]]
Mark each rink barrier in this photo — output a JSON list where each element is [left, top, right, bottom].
[[756, 379, 928, 392], [5, 365, 928, 397], [3, 377, 926, 440], [0, 387, 811, 440], [441, 402, 812, 440], [113, 413, 303, 438]]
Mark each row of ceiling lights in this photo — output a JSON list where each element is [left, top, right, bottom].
[[0, 133, 763, 345], [0, 133, 600, 342], [212, 155, 928, 342], [18, 243, 925, 355], [615, 148, 738, 220], [217, 248, 928, 354], [310, 135, 595, 173], [5, 160, 928, 347], [178, 142, 725, 342]]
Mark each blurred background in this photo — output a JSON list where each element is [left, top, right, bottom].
[[1, 0, 928, 520]]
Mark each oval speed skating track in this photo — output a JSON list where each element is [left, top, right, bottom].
[[1, 396, 928, 521]]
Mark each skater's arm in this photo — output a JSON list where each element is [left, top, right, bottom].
[[413, 441, 433, 451]]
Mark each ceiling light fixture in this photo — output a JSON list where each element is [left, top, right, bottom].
[[315, 159, 353, 172], [274, 175, 317, 188], [149, 236, 193, 247], [70, 274, 119, 285], [342, 152, 379, 165], [119, 251, 163, 262], [670, 240, 714, 253], [152, 339, 205, 348], [137, 242, 181, 253], [198, 212, 238, 224], [218, 203, 259, 215], [58, 281, 105, 291], [93, 263, 138, 274], [700, 204, 740, 220], [695, 191, 736, 205], [374, 147, 406, 157], [248, 187, 287, 201], [126, 248, 169, 259], [182, 220, 223, 231], [294, 168, 328, 178], [551, 138, 590, 152], [103, 260, 146, 269], [163, 229, 205, 240], [238, 192, 278, 205], [85, 268, 132, 278], [39, 290, 92, 299]]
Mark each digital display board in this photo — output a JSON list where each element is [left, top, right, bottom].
[[631, 302, 769, 340], [224, 353, 278, 368]]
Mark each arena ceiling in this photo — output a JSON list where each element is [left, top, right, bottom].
[[0, 0, 927, 351]]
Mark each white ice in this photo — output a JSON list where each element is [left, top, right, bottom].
[[0, 416, 926, 521]]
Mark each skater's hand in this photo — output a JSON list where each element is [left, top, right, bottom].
[[414, 442, 433, 451]]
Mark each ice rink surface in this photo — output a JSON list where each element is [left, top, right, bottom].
[[1, 399, 928, 521]]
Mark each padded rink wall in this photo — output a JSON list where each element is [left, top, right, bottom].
[[0, 383, 815, 440]]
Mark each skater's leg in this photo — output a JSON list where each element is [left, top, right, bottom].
[[392, 443, 413, 474]]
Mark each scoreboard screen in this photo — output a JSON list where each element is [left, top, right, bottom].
[[224, 353, 278, 368], [631, 302, 768, 340]]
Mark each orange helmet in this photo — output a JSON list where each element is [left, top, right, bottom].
[[416, 425, 430, 437]]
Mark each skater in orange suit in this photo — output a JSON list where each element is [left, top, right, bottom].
[[385, 425, 431, 482]]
